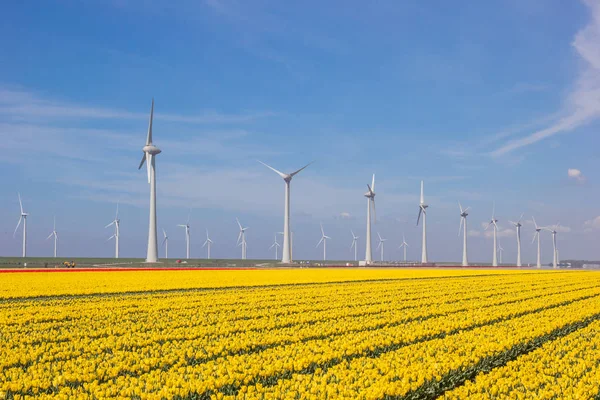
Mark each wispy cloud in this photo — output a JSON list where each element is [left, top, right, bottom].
[[491, 0, 600, 156], [567, 168, 586, 183], [584, 216, 600, 232]]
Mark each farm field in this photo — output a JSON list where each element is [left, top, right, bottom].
[[1, 269, 600, 399]]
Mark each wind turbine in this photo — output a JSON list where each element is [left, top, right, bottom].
[[277, 231, 294, 262], [531, 217, 543, 268], [364, 174, 376, 264], [46, 216, 58, 258], [458, 203, 470, 266], [317, 223, 331, 261], [497, 242, 504, 264], [203, 229, 213, 259], [162, 229, 168, 259], [544, 223, 560, 268], [485, 203, 499, 267], [236, 218, 248, 260], [178, 211, 191, 259], [416, 181, 428, 264], [269, 234, 281, 260], [399, 234, 409, 262], [350, 230, 359, 261], [509, 214, 524, 267], [376, 232, 387, 262], [13, 193, 29, 258], [105, 203, 120, 259], [258, 160, 312, 264], [137, 99, 162, 263]]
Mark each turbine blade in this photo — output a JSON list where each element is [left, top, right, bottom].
[[371, 174, 375, 193], [290, 161, 313, 177], [458, 202, 463, 213], [416, 208, 422, 226], [237, 231, 242, 245], [236, 218, 243, 230], [420, 180, 424, 204], [147, 98, 154, 145], [46, 232, 53, 240], [532, 232, 538, 244], [257, 160, 287, 179], [316, 237, 323, 247], [53, 216, 56, 231], [492, 201, 495, 219], [13, 216, 22, 238], [372, 198, 377, 223], [105, 221, 114, 228], [485, 222, 492, 231], [518, 213, 524, 223], [459, 217, 463, 236], [187, 209, 191, 225], [146, 153, 152, 184], [138, 153, 146, 170], [161, 237, 167, 246], [203, 240, 208, 248], [464, 207, 471, 213], [116, 202, 119, 219], [18, 193, 23, 214], [163, 229, 167, 238], [376, 242, 381, 250], [107, 234, 115, 241], [320, 223, 325, 236]]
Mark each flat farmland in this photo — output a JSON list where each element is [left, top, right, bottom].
[[1, 269, 600, 399]]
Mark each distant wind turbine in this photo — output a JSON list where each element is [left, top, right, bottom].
[[162, 229, 168, 259], [269, 234, 281, 260], [416, 181, 428, 264], [236, 218, 248, 260], [376, 232, 387, 262], [458, 203, 470, 266], [497, 242, 504, 264], [350, 230, 359, 261], [485, 203, 499, 267], [364, 174, 376, 264], [203, 229, 213, 259], [178, 211, 191, 259], [13, 193, 29, 258], [531, 217, 543, 268], [258, 160, 312, 264], [509, 213, 524, 267], [317, 223, 331, 261], [399, 234, 409, 262], [545, 223, 560, 268], [105, 203, 120, 259], [137, 99, 161, 263], [46, 216, 58, 258]]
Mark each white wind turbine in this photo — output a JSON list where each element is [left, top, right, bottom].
[[497, 242, 504, 264], [236, 218, 249, 260], [364, 174, 376, 264], [531, 217, 543, 268], [350, 230, 359, 262], [277, 231, 294, 261], [317, 223, 331, 261], [416, 181, 428, 264], [485, 203, 499, 267], [13, 193, 29, 258], [399, 234, 409, 263], [509, 213, 524, 267], [458, 203, 470, 267], [258, 160, 312, 264], [178, 212, 191, 259], [162, 229, 169, 259], [105, 203, 120, 259], [544, 223, 560, 268], [137, 99, 161, 263], [269, 234, 281, 260], [376, 232, 387, 262], [46, 216, 58, 258], [203, 229, 213, 259]]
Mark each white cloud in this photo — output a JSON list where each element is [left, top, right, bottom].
[[467, 230, 482, 237], [584, 216, 600, 231], [568, 168, 586, 182], [484, 228, 515, 239], [491, 0, 600, 156]]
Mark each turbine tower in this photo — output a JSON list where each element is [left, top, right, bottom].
[[376, 232, 387, 262], [105, 203, 120, 259], [13, 193, 29, 258], [509, 214, 524, 267], [236, 218, 248, 260], [399, 234, 409, 263], [532, 217, 543, 268], [178, 212, 191, 259], [545, 223, 560, 268], [317, 223, 331, 261], [46, 216, 58, 258], [364, 174, 376, 264], [138, 99, 161, 263], [258, 160, 311, 264], [485, 203, 498, 267], [350, 230, 359, 261], [162, 229, 168, 259], [269, 234, 281, 260], [203, 229, 213, 259], [497, 243, 504, 264], [416, 181, 428, 264], [458, 203, 470, 267]]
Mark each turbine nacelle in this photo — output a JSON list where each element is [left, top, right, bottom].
[[143, 144, 162, 155]]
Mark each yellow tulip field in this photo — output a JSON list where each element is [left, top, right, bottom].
[[1, 268, 600, 399]]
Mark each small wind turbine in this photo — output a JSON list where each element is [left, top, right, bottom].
[[162, 229, 169, 259], [178, 211, 191, 259], [509, 213, 524, 267], [531, 217, 543, 268], [416, 181, 428, 264], [364, 174, 376, 264], [350, 230, 359, 261], [485, 203, 499, 267], [46, 216, 58, 258], [376, 232, 387, 262], [544, 223, 560, 268], [236, 218, 249, 260], [105, 203, 120, 259], [13, 193, 29, 258], [458, 203, 470, 266], [203, 229, 213, 259], [399, 234, 409, 262], [497, 242, 504, 264], [269, 234, 281, 260], [258, 160, 312, 264], [317, 223, 331, 261]]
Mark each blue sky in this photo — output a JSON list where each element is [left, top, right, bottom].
[[1, 0, 599, 263]]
